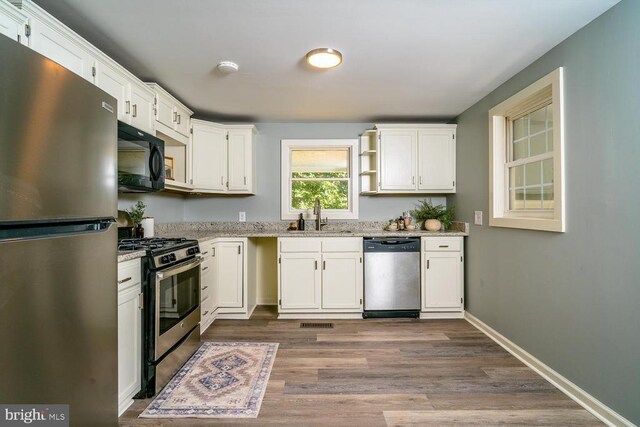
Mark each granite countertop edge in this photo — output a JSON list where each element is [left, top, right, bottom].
[[118, 228, 469, 262]]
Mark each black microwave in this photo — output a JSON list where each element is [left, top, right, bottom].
[[117, 121, 165, 192]]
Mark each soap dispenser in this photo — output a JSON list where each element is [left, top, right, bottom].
[[297, 213, 305, 231]]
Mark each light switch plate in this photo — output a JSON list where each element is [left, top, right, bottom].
[[239, 211, 246, 222], [474, 211, 483, 226]]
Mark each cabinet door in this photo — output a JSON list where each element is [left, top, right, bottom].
[[94, 61, 129, 121], [379, 130, 417, 191], [28, 15, 94, 81], [418, 130, 456, 191], [279, 253, 321, 309], [191, 124, 227, 190], [322, 252, 362, 309], [155, 93, 175, 129], [422, 252, 462, 309], [227, 128, 252, 192], [217, 242, 244, 308], [117, 284, 141, 414], [128, 81, 155, 134], [174, 104, 191, 137], [0, 2, 27, 44]]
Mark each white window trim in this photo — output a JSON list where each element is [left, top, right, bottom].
[[489, 67, 565, 232], [281, 139, 359, 220]]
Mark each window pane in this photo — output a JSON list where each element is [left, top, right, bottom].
[[547, 129, 553, 151], [525, 186, 542, 209], [513, 117, 527, 141], [513, 140, 527, 160], [509, 165, 524, 188], [291, 180, 348, 210], [542, 159, 553, 184], [530, 106, 546, 134], [292, 149, 349, 176], [546, 104, 553, 128], [529, 132, 547, 156], [512, 188, 525, 210], [542, 185, 554, 209], [525, 161, 541, 186]]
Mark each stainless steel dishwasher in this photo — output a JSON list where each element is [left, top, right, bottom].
[[363, 237, 421, 318]]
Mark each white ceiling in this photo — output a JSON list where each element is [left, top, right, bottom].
[[34, 0, 619, 122]]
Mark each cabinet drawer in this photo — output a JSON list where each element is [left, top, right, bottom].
[[118, 259, 141, 289], [321, 238, 362, 253], [279, 238, 321, 253], [422, 237, 462, 252], [201, 296, 213, 317], [199, 240, 215, 257]]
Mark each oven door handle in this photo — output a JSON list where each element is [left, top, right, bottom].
[[156, 256, 203, 280]]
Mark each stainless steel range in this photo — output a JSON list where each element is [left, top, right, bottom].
[[119, 238, 202, 397]]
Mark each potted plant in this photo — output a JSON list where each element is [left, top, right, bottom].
[[128, 201, 147, 238], [411, 199, 455, 231]]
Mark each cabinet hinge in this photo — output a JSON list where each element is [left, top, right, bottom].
[[226, 133, 229, 141], [452, 134, 455, 140], [238, 245, 241, 255], [279, 299, 281, 306], [278, 257, 281, 264], [378, 133, 381, 142], [91, 66, 96, 77], [360, 298, 363, 305], [138, 293, 144, 310], [359, 257, 362, 263], [427, 260, 430, 269], [453, 180, 455, 187], [190, 127, 193, 134], [24, 23, 31, 38], [461, 256, 463, 262]]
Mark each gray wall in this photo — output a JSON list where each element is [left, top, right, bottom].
[[118, 122, 446, 223], [452, 0, 639, 422], [118, 192, 185, 224]]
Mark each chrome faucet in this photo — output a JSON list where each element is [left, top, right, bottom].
[[313, 197, 327, 231]]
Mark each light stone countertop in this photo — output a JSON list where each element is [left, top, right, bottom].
[[117, 221, 469, 262]]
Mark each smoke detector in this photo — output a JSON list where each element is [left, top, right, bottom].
[[217, 61, 239, 74]]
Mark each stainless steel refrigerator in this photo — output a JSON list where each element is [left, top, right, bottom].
[[0, 36, 118, 425]]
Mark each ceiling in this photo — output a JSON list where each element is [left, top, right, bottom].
[[34, 0, 619, 122]]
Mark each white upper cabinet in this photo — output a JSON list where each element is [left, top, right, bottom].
[[0, 0, 27, 44], [190, 120, 256, 194], [418, 129, 456, 191], [379, 129, 417, 191], [93, 60, 129, 121], [227, 127, 253, 192], [191, 120, 227, 191], [146, 83, 193, 143], [12, 0, 94, 81], [361, 124, 457, 194], [128, 80, 155, 134]]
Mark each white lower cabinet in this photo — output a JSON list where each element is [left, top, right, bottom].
[[117, 258, 142, 416], [421, 237, 464, 318], [199, 238, 256, 323], [199, 240, 217, 333], [278, 237, 363, 318]]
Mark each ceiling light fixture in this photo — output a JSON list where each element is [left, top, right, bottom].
[[217, 61, 239, 74], [306, 48, 342, 69]]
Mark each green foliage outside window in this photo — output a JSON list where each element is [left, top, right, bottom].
[[291, 172, 349, 210]]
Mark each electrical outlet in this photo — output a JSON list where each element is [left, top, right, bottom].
[[239, 211, 246, 222], [474, 211, 483, 226]]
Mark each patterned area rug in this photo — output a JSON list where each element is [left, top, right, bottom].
[[140, 342, 278, 418]]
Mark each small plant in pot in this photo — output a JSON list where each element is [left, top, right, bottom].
[[128, 201, 147, 238], [411, 199, 455, 231]]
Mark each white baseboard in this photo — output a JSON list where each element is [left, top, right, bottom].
[[420, 311, 464, 319], [464, 311, 634, 427], [257, 298, 277, 305], [277, 312, 362, 320]]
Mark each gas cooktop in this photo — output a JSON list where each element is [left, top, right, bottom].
[[118, 237, 197, 253]]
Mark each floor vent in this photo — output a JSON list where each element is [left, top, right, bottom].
[[300, 322, 334, 329]]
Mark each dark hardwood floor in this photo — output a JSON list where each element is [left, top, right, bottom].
[[119, 306, 602, 426]]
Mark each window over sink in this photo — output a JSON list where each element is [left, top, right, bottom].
[[281, 139, 359, 220]]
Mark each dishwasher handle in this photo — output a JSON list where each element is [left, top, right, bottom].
[[364, 237, 420, 252]]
